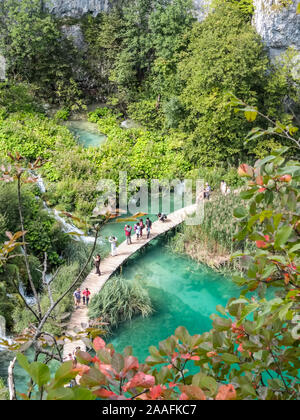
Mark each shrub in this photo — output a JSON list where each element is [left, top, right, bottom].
[[54, 108, 70, 121]]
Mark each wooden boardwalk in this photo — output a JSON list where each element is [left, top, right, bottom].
[[63, 203, 197, 359]]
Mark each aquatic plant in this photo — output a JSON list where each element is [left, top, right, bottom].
[[88, 276, 153, 332], [170, 192, 252, 270]]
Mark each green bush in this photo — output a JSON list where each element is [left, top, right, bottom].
[[54, 108, 70, 121], [0, 378, 9, 400]]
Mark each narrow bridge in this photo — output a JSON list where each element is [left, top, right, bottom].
[[63, 203, 197, 360]]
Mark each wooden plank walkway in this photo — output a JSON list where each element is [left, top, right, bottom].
[[63, 203, 197, 359]]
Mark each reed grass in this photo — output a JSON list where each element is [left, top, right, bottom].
[[88, 276, 153, 333], [169, 192, 252, 271]]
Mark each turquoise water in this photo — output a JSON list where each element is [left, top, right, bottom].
[[99, 192, 179, 252], [109, 240, 240, 362], [66, 120, 106, 148]]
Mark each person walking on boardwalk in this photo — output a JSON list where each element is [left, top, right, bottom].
[[146, 217, 152, 239], [109, 236, 118, 256], [139, 219, 145, 238], [82, 288, 91, 306], [93, 254, 101, 276], [73, 288, 81, 309], [134, 223, 141, 240], [124, 225, 132, 245]]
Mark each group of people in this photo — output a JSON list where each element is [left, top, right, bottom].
[[73, 287, 91, 308], [201, 181, 231, 200], [107, 217, 154, 257], [92, 213, 170, 276]]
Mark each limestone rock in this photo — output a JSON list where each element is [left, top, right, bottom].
[[253, 0, 300, 58], [46, 0, 113, 18]]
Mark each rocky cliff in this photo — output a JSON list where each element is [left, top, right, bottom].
[[253, 0, 300, 58], [46, 0, 113, 18], [47, 0, 300, 56]]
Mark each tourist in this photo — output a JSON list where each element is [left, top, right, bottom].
[[134, 223, 141, 240], [157, 213, 167, 222], [109, 236, 118, 256], [93, 254, 101, 276], [146, 217, 152, 239], [124, 224, 132, 245], [73, 288, 81, 309], [204, 183, 211, 200], [82, 288, 91, 306], [139, 219, 145, 238], [220, 180, 227, 195]]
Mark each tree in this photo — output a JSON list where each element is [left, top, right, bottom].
[[0, 0, 83, 107], [178, 4, 293, 165]]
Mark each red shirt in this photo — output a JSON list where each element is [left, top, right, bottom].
[[124, 227, 132, 237], [83, 290, 91, 297]]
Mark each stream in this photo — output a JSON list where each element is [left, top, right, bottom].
[[0, 119, 241, 395]]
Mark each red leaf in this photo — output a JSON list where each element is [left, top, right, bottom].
[[179, 385, 206, 400], [148, 385, 166, 400], [256, 175, 264, 186], [215, 385, 237, 401], [238, 164, 253, 178], [256, 240, 268, 249], [93, 337, 106, 351], [72, 364, 90, 376], [180, 353, 192, 360], [122, 355, 139, 375], [93, 388, 116, 399], [123, 372, 155, 392]]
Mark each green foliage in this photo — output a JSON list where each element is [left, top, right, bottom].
[[127, 100, 164, 130], [0, 82, 42, 114], [213, 0, 254, 18], [177, 5, 290, 165], [0, 0, 83, 107], [88, 112, 190, 184], [17, 142, 299, 400], [0, 377, 9, 400], [54, 109, 71, 122], [88, 276, 153, 332], [0, 183, 69, 265]]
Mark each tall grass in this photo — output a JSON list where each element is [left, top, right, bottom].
[[88, 276, 153, 333], [169, 193, 252, 270]]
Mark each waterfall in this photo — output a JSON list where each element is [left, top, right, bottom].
[[35, 173, 46, 194], [33, 172, 103, 245], [0, 315, 5, 339], [50, 207, 102, 245], [0, 315, 11, 351], [18, 282, 36, 306]]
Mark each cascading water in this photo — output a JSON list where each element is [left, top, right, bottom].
[[0, 316, 6, 341], [18, 281, 36, 306], [0, 315, 12, 350], [35, 173, 103, 245]]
